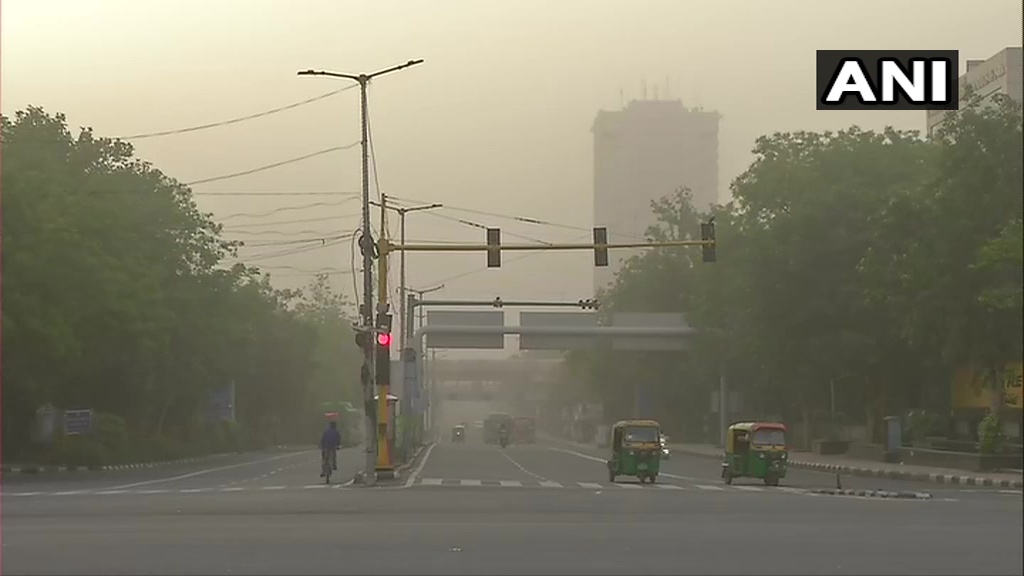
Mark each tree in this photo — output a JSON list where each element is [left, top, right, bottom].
[[1, 107, 364, 462]]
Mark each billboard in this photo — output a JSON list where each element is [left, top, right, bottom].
[[425, 310, 505, 349], [518, 312, 599, 350]]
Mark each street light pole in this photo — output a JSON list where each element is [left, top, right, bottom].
[[370, 199, 442, 351], [298, 59, 423, 486]]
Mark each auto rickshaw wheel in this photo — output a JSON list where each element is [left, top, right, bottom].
[[723, 470, 733, 485], [764, 473, 779, 487], [648, 474, 657, 484], [608, 470, 615, 483]]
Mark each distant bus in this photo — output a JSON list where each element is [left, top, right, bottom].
[[483, 413, 513, 444]]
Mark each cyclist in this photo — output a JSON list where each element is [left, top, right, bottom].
[[320, 421, 341, 476]]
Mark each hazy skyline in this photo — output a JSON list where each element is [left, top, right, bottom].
[[4, 0, 1022, 319]]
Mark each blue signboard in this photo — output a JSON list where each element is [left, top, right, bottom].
[[63, 409, 93, 436]]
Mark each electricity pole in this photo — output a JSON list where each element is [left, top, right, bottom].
[[298, 59, 423, 486]]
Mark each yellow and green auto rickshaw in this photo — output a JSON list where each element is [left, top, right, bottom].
[[721, 422, 788, 486], [606, 420, 662, 484]]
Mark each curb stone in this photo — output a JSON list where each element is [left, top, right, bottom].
[[667, 445, 1023, 490], [0, 447, 302, 476], [812, 488, 933, 500]]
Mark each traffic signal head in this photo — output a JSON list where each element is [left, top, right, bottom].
[[377, 332, 392, 347], [593, 227, 609, 267], [700, 221, 716, 263], [486, 228, 501, 268]]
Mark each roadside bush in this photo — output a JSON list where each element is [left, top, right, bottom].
[[978, 413, 1005, 454]]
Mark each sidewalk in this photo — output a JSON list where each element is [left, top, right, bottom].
[[668, 443, 1023, 490], [0, 444, 305, 476]]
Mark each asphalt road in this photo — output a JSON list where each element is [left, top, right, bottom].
[[3, 440, 1021, 575]]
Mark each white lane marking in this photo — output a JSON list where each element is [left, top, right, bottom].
[[656, 484, 685, 490], [93, 490, 128, 495], [502, 452, 549, 482], [104, 451, 312, 490], [500, 480, 522, 487], [54, 491, 85, 496], [462, 479, 482, 486], [403, 442, 437, 488], [136, 489, 170, 494], [304, 484, 327, 489], [4, 492, 41, 497], [548, 447, 605, 464], [616, 483, 642, 489], [539, 480, 562, 488], [732, 486, 763, 492], [660, 472, 703, 482], [261, 486, 286, 490], [695, 484, 724, 491], [179, 488, 211, 493], [420, 478, 443, 486], [579, 482, 604, 489], [548, 447, 702, 481], [220, 487, 244, 492]]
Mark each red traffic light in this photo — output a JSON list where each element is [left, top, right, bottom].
[[376, 333, 392, 347]]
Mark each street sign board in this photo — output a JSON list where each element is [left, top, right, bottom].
[[612, 313, 689, 351], [425, 310, 505, 349], [518, 312, 598, 350], [63, 409, 93, 436]]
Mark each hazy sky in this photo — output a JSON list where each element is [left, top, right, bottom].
[[4, 0, 1022, 335]]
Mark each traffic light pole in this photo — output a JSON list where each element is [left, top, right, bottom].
[[376, 195, 394, 477]]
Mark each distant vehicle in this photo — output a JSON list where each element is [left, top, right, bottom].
[[512, 416, 536, 443], [483, 413, 513, 444]]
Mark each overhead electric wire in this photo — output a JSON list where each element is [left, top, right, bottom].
[[114, 85, 358, 140], [222, 213, 362, 230], [218, 198, 359, 222], [183, 142, 360, 186], [235, 237, 349, 262], [388, 194, 590, 233], [422, 211, 554, 245], [235, 232, 354, 248]]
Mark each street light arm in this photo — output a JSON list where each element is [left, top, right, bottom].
[[406, 203, 443, 213], [297, 70, 362, 82], [369, 59, 425, 79]]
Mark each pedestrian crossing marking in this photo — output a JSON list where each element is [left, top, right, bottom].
[[695, 484, 725, 491], [499, 480, 522, 487], [656, 484, 685, 490], [421, 478, 443, 486], [462, 479, 482, 486], [579, 482, 604, 489], [615, 483, 643, 489], [539, 480, 562, 488], [731, 486, 763, 492]]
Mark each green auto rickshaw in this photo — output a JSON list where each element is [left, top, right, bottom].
[[721, 422, 788, 486], [606, 420, 662, 484]]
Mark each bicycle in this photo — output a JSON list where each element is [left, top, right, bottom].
[[321, 450, 333, 484]]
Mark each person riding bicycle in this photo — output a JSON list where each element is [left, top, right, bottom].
[[320, 421, 341, 476]]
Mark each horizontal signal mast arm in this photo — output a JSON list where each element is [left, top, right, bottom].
[[385, 240, 712, 252]]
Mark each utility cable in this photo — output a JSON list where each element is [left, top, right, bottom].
[[184, 143, 359, 186], [114, 86, 357, 140], [218, 198, 358, 222]]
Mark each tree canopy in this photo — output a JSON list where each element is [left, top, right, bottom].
[[566, 96, 1022, 445], [2, 107, 363, 464]]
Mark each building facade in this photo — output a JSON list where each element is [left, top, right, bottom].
[[926, 47, 1022, 138], [592, 99, 720, 293]]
